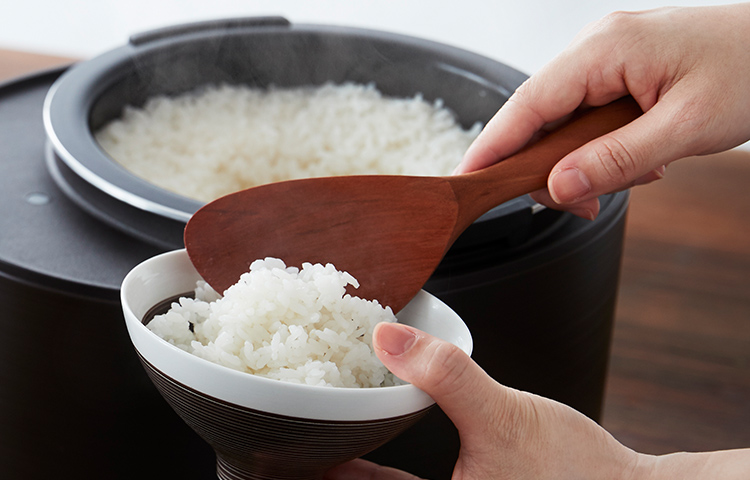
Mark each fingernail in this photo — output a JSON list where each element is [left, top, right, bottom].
[[376, 323, 418, 356], [452, 159, 469, 175], [549, 167, 592, 204], [568, 206, 596, 221], [633, 165, 666, 186]]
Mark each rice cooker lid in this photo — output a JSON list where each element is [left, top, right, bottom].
[[42, 16, 555, 251]]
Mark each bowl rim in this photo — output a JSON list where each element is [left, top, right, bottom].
[[121, 249, 473, 421]]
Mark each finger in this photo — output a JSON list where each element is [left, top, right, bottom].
[[528, 190, 600, 220], [456, 93, 552, 174], [372, 323, 506, 434], [456, 33, 632, 176], [547, 96, 693, 204], [324, 459, 422, 480], [456, 79, 586, 175], [532, 165, 663, 215]]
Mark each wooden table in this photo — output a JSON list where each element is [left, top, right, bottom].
[[2, 47, 748, 455], [603, 147, 750, 453]]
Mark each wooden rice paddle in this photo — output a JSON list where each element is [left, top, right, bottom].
[[185, 96, 642, 312]]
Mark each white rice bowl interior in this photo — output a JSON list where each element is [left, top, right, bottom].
[[95, 82, 481, 202], [146, 258, 402, 388]]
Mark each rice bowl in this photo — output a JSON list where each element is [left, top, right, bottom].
[[121, 249, 473, 421], [121, 250, 472, 478]]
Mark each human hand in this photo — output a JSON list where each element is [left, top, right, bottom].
[[325, 323, 750, 479], [455, 4, 750, 219], [324, 322, 641, 480]]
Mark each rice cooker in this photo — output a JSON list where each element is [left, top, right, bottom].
[[0, 17, 629, 479]]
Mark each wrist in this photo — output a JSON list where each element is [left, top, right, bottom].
[[636, 449, 750, 480], [615, 451, 710, 480]]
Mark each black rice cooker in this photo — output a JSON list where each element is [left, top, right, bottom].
[[0, 17, 628, 480]]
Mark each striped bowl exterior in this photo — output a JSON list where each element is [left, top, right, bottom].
[[139, 354, 432, 480]]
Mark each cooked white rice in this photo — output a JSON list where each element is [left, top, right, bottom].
[[147, 258, 400, 388], [95, 82, 481, 202]]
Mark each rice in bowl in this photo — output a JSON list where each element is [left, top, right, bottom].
[[146, 258, 400, 388], [95, 82, 481, 202]]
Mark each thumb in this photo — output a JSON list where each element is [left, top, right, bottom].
[[373, 322, 507, 434], [547, 98, 698, 204]]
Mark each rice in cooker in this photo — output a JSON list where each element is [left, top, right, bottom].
[[146, 258, 400, 388], [95, 82, 481, 202]]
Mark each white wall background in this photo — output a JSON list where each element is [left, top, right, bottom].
[[0, 0, 740, 75]]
